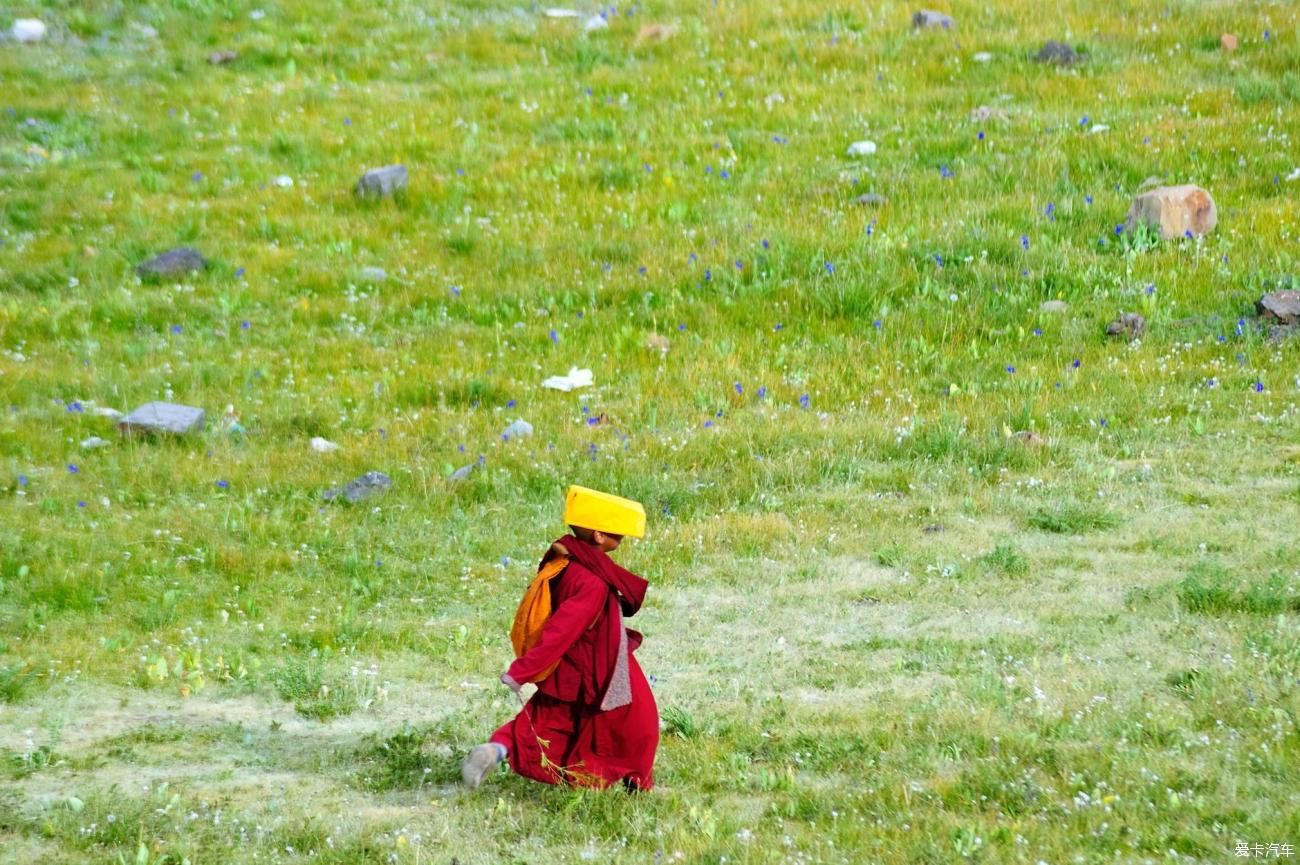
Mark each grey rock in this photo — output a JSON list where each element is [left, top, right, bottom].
[[118, 402, 206, 435], [81, 436, 111, 449], [1040, 300, 1069, 314], [854, 193, 888, 207], [1106, 312, 1146, 340], [969, 105, 1009, 123], [359, 266, 388, 283], [502, 419, 533, 439], [355, 165, 408, 198], [324, 471, 393, 503], [136, 247, 207, 280], [1257, 290, 1300, 326], [1034, 40, 1079, 65], [208, 50, 238, 65], [449, 463, 477, 482], [912, 10, 955, 29]]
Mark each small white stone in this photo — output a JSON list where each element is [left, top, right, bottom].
[[846, 140, 878, 157], [542, 8, 581, 18], [81, 436, 111, 450], [1090, 124, 1110, 134], [12, 19, 46, 42], [584, 14, 608, 32], [310, 437, 340, 453], [273, 175, 294, 188], [973, 51, 993, 62]]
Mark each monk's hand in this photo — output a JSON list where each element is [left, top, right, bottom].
[[500, 673, 522, 693]]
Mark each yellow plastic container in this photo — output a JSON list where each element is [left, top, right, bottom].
[[563, 485, 647, 538]]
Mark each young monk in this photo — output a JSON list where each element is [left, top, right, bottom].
[[461, 485, 659, 791]]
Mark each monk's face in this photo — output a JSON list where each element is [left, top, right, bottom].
[[593, 531, 624, 553]]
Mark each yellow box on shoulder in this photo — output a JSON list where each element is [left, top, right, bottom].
[[563, 485, 647, 538]]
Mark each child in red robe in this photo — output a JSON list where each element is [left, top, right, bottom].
[[461, 486, 659, 791]]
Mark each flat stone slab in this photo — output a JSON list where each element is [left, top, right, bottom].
[[912, 9, 954, 29], [118, 402, 206, 435], [324, 471, 392, 503], [136, 247, 208, 279], [355, 165, 408, 198], [1257, 290, 1300, 325]]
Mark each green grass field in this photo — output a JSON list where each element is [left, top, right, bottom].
[[2, 0, 1299, 862]]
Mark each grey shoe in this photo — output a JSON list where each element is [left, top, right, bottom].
[[461, 743, 502, 789]]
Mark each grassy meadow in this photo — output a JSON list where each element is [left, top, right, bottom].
[[2, 0, 1300, 861]]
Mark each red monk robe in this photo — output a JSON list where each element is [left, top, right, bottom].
[[490, 535, 659, 790]]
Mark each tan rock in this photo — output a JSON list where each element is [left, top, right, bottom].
[[1220, 33, 1238, 52], [645, 332, 670, 354], [635, 22, 678, 45], [1125, 185, 1217, 240]]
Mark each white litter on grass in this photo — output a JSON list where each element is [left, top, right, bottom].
[[542, 367, 594, 392], [93, 406, 124, 419], [543, 8, 581, 18], [310, 436, 340, 453], [846, 140, 877, 157], [1090, 124, 1110, 134], [81, 436, 110, 449], [1285, 167, 1300, 182], [12, 19, 46, 43], [584, 14, 609, 32], [273, 175, 294, 188]]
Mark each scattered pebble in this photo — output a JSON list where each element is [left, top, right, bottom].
[[584, 14, 609, 32], [502, 419, 534, 439], [12, 19, 46, 43], [118, 402, 206, 435], [1034, 40, 1079, 66], [542, 367, 594, 392], [310, 436, 341, 453], [273, 175, 294, 189], [355, 164, 408, 198], [324, 471, 392, 503], [972, 51, 992, 62], [912, 10, 955, 30], [359, 266, 388, 283], [136, 247, 207, 280], [208, 50, 238, 65], [1220, 33, 1238, 52], [846, 140, 877, 157], [81, 436, 110, 450], [1040, 300, 1069, 314]]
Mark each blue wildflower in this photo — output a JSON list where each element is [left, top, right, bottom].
[[1114, 224, 1125, 236], [216, 479, 229, 489], [704, 269, 712, 282], [67, 464, 79, 474], [757, 387, 768, 399], [1079, 115, 1090, 127], [450, 285, 461, 297], [1254, 381, 1265, 393], [17, 474, 27, 487], [1032, 328, 1042, 337], [678, 323, 686, 331], [977, 130, 985, 141], [1184, 229, 1194, 239], [344, 117, 352, 126], [762, 238, 770, 250], [1072, 358, 1081, 369], [507, 399, 516, 409], [873, 319, 882, 329], [68, 401, 84, 413], [234, 267, 246, 279], [1006, 365, 1015, 374], [720, 170, 731, 180], [170, 324, 183, 335], [735, 260, 743, 270], [192, 171, 203, 182], [1146, 284, 1156, 295], [824, 262, 835, 274], [734, 382, 743, 395], [241, 320, 251, 330], [549, 330, 559, 343], [1021, 235, 1030, 250], [774, 323, 783, 331], [1099, 418, 1108, 428], [78, 500, 86, 508], [799, 394, 810, 409], [704, 420, 714, 428], [1084, 195, 1093, 206]]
